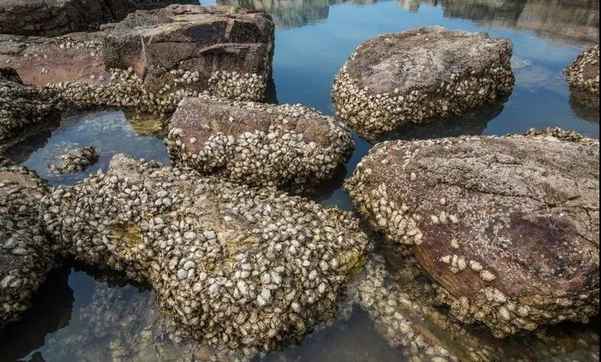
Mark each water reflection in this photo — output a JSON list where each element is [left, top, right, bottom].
[[221, 0, 599, 45], [3, 110, 170, 186]]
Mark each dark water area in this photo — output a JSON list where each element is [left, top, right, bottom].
[[2, 0, 599, 360]]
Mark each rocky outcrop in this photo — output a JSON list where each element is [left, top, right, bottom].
[[332, 27, 514, 138], [0, 166, 54, 329], [43, 154, 369, 350], [48, 146, 99, 175], [0, 68, 62, 146], [346, 129, 599, 337], [0, 0, 195, 37], [167, 96, 353, 189], [0, 5, 275, 114]]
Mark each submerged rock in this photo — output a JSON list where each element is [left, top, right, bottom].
[[346, 129, 599, 337], [357, 254, 601, 362], [332, 26, 514, 138], [43, 154, 369, 350], [48, 146, 99, 175], [0, 68, 61, 145], [167, 96, 354, 190], [0, 5, 275, 114], [0, 0, 195, 37], [0, 166, 54, 329]]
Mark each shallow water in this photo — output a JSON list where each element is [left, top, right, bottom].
[[2, 0, 599, 360]]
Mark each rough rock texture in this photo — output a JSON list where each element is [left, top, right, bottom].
[[332, 27, 514, 137], [565, 45, 600, 120], [0, 68, 62, 146], [566, 45, 600, 96], [49, 146, 99, 175], [0, 5, 275, 114], [167, 96, 354, 189], [0, 0, 195, 37], [357, 254, 601, 362], [346, 129, 599, 337], [0, 166, 54, 329], [43, 154, 369, 350]]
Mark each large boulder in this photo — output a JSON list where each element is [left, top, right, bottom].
[[0, 5, 275, 114], [0, 166, 54, 329], [0, 68, 62, 146], [167, 96, 354, 190], [0, 0, 195, 37], [346, 129, 599, 337], [332, 27, 514, 138], [43, 154, 369, 350]]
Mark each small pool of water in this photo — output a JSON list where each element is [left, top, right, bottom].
[[2, 0, 599, 360]]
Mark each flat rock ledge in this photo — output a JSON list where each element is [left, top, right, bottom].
[[0, 4, 274, 115], [0, 0, 196, 37], [167, 96, 354, 189], [346, 128, 599, 337], [0, 166, 54, 329], [0, 68, 62, 145], [43, 154, 369, 351], [332, 27, 515, 138]]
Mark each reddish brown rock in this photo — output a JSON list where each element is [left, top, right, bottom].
[[0, 0, 195, 37], [0, 5, 274, 115], [167, 96, 353, 189], [346, 128, 599, 337]]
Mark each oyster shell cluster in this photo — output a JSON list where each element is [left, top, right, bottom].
[[0, 165, 54, 328], [43, 154, 369, 351], [167, 96, 354, 190], [48, 146, 99, 175], [332, 27, 515, 138]]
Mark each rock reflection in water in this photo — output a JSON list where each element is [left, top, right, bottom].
[[400, 0, 599, 44], [3, 110, 170, 186]]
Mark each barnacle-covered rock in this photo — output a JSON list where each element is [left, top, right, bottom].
[[0, 165, 54, 328], [332, 27, 514, 138], [43, 154, 369, 350], [346, 129, 599, 337], [0, 68, 61, 145], [357, 254, 601, 362], [0, 5, 275, 115], [48, 146, 99, 175], [0, 0, 195, 37], [167, 96, 354, 190], [565, 45, 599, 120]]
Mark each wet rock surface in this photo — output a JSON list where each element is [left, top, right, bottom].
[[332, 27, 514, 138], [357, 253, 601, 362], [0, 0, 195, 37], [0, 68, 62, 146], [48, 146, 99, 175], [43, 154, 369, 352], [0, 4, 275, 114], [167, 96, 354, 190], [0, 166, 54, 329], [346, 129, 600, 337]]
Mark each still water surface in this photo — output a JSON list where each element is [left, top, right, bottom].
[[1, 0, 599, 360]]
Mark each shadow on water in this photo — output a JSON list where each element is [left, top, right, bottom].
[[0, 268, 73, 362]]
